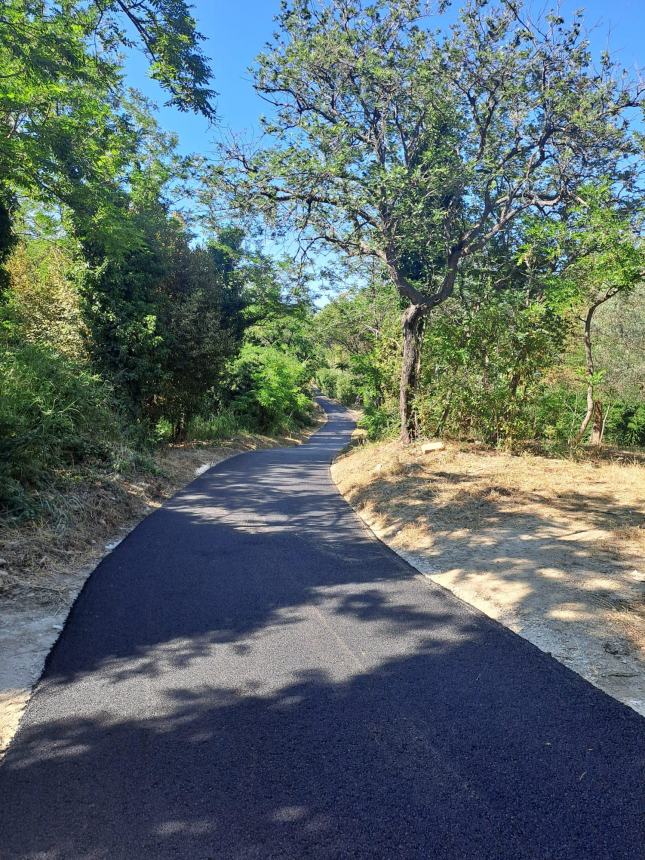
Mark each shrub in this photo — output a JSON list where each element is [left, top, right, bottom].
[[528, 387, 645, 448], [187, 410, 240, 442], [229, 344, 312, 433], [359, 404, 399, 439], [154, 418, 174, 442], [0, 340, 126, 515], [316, 367, 338, 399], [529, 385, 586, 447], [316, 367, 358, 405], [335, 372, 358, 406], [603, 402, 645, 447]]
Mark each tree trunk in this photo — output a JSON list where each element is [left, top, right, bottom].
[[173, 413, 187, 443], [589, 400, 604, 446], [0, 188, 18, 296], [574, 296, 613, 447], [399, 304, 427, 444]]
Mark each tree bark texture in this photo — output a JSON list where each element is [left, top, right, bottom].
[[399, 304, 428, 444], [575, 296, 613, 447]]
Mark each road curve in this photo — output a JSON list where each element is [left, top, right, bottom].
[[1, 399, 643, 859]]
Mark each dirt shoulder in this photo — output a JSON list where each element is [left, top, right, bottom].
[[332, 439, 645, 715], [0, 417, 324, 754]]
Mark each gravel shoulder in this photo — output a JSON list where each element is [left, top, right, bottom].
[[332, 438, 645, 715]]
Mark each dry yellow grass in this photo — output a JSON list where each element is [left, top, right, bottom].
[[332, 438, 645, 713]]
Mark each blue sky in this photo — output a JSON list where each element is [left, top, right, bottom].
[[124, 0, 644, 156], [121, 0, 643, 299]]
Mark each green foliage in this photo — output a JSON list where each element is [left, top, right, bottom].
[[527, 389, 645, 450], [0, 190, 18, 293], [94, 0, 216, 118], [316, 367, 359, 405], [229, 344, 312, 433], [0, 0, 323, 517], [314, 368, 336, 399], [4, 230, 87, 359], [315, 367, 338, 399], [334, 372, 357, 406], [0, 0, 215, 290], [0, 0, 642, 535], [604, 403, 645, 447], [595, 284, 645, 404], [223, 0, 641, 440], [521, 188, 644, 445], [527, 386, 588, 449], [242, 284, 314, 362], [313, 250, 645, 450], [154, 418, 174, 443], [358, 403, 400, 440], [81, 187, 241, 431], [187, 411, 239, 443], [313, 274, 401, 437], [0, 340, 128, 515], [417, 288, 570, 444]]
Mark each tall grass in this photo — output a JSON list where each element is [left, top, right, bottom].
[[186, 410, 241, 442]]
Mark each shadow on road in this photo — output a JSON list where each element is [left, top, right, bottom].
[[1, 401, 643, 858]]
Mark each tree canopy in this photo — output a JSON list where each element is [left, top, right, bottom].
[[222, 0, 643, 440], [0, 0, 215, 266]]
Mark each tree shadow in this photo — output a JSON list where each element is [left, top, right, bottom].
[[1, 400, 643, 857], [341, 455, 645, 706], [3, 625, 643, 859]]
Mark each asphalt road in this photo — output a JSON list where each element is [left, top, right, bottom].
[[1, 399, 643, 859]]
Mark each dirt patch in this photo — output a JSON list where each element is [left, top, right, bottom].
[[331, 439, 645, 715], [0, 416, 324, 754]]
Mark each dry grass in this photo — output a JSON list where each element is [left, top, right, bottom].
[[334, 439, 644, 548], [332, 438, 645, 713]]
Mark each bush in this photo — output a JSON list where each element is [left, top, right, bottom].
[[415, 291, 570, 444], [529, 385, 586, 447], [229, 345, 312, 433], [335, 372, 358, 406], [154, 418, 174, 442], [316, 367, 358, 405], [358, 403, 399, 439], [0, 340, 127, 515], [528, 387, 645, 448], [187, 410, 240, 442], [603, 402, 645, 447], [316, 367, 338, 399]]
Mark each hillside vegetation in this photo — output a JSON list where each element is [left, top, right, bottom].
[[0, 4, 317, 521]]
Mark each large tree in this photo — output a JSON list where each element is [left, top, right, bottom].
[[0, 0, 215, 274], [221, 0, 642, 441]]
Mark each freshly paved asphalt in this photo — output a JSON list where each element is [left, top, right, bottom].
[[1, 399, 643, 859]]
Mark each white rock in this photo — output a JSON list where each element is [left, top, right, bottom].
[[421, 441, 445, 453]]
